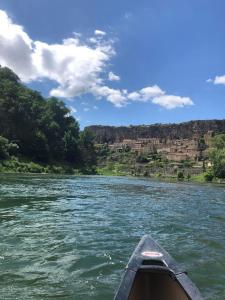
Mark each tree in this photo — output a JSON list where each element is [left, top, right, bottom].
[[177, 171, 184, 180], [0, 136, 18, 159], [79, 129, 97, 170], [209, 134, 225, 179], [64, 130, 79, 163], [210, 148, 225, 178], [212, 134, 225, 150], [0, 66, 96, 172]]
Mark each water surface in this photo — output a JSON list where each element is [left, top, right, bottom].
[[0, 174, 224, 299]]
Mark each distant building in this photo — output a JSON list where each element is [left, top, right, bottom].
[[107, 131, 215, 161]]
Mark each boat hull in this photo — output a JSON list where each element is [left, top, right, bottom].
[[114, 235, 203, 300]]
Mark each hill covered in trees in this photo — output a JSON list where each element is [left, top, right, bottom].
[[0, 66, 96, 173]]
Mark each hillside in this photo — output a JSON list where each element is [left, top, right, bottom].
[[0, 66, 96, 174]]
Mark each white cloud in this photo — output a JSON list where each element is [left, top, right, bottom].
[[0, 10, 37, 81], [128, 85, 165, 101], [127, 91, 140, 101], [0, 9, 114, 96], [94, 30, 106, 36], [91, 85, 127, 107], [152, 95, 193, 109], [207, 75, 225, 85], [84, 107, 90, 112], [214, 75, 225, 85], [140, 85, 164, 98], [0, 9, 193, 110], [108, 71, 120, 81], [127, 85, 193, 109]]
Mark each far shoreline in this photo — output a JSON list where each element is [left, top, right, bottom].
[[1, 171, 225, 187]]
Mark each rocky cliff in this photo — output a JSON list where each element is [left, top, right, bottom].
[[86, 119, 225, 143]]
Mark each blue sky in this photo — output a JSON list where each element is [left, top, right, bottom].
[[0, 0, 225, 128]]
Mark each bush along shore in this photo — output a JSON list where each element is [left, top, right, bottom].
[[0, 157, 96, 175]]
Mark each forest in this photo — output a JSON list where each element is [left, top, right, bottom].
[[0, 66, 96, 174]]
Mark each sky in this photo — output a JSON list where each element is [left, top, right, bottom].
[[0, 0, 225, 129]]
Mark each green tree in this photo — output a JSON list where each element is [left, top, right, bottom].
[[177, 171, 184, 180], [80, 129, 97, 170], [209, 134, 225, 179], [0, 136, 18, 159], [64, 130, 79, 163], [0, 66, 96, 172], [210, 148, 225, 178], [212, 134, 225, 150]]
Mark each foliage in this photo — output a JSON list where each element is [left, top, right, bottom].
[[0, 66, 96, 173], [187, 173, 191, 181], [97, 144, 109, 156], [0, 136, 19, 159], [180, 160, 193, 168], [177, 171, 184, 180], [136, 154, 149, 163], [79, 129, 97, 172], [209, 134, 225, 179], [210, 148, 225, 178], [204, 170, 214, 182], [212, 134, 225, 150]]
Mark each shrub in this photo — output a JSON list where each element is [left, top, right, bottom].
[[204, 170, 214, 182], [177, 171, 184, 180], [136, 154, 149, 163], [27, 162, 43, 173]]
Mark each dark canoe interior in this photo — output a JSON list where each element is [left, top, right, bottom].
[[128, 269, 189, 300]]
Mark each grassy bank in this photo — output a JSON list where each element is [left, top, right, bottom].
[[0, 157, 96, 175], [96, 164, 225, 184]]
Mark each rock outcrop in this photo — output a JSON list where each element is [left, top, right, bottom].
[[86, 119, 225, 144]]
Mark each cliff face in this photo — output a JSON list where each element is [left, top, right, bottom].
[[85, 119, 225, 143]]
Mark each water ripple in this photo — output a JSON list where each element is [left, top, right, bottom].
[[0, 174, 224, 299]]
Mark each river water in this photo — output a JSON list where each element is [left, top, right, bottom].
[[0, 174, 224, 299]]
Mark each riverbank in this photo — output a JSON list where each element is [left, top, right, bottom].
[[96, 165, 225, 185], [0, 157, 96, 175], [1, 157, 224, 185]]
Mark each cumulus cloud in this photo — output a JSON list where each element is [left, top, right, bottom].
[[108, 71, 120, 81], [207, 75, 225, 85], [0, 9, 114, 94], [126, 85, 193, 109], [152, 95, 193, 109], [91, 85, 127, 107], [128, 85, 164, 101], [214, 75, 225, 85], [0, 9, 193, 110]]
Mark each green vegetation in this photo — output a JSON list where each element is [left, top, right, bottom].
[[177, 171, 184, 180], [0, 66, 96, 174], [209, 134, 225, 179]]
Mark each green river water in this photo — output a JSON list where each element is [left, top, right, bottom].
[[0, 174, 224, 299]]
